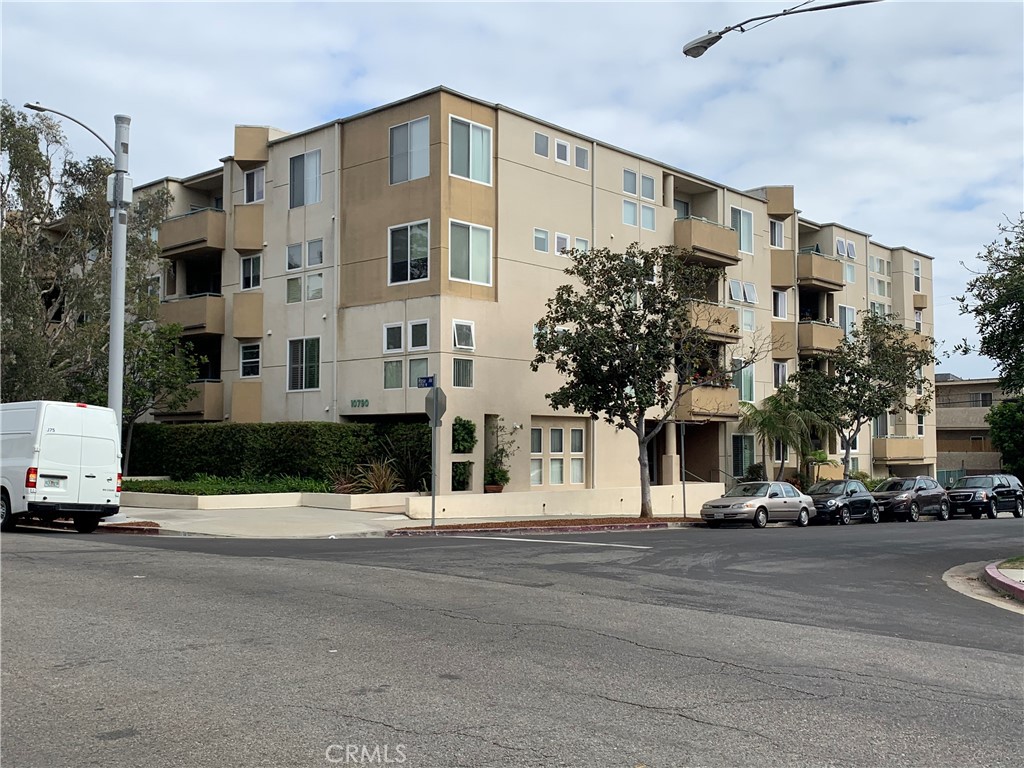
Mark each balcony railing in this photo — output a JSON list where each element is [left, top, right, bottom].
[[676, 384, 741, 422], [159, 293, 225, 336], [674, 216, 741, 268], [159, 208, 226, 259], [796, 248, 844, 291], [687, 301, 740, 343], [872, 436, 925, 462], [797, 320, 843, 355]]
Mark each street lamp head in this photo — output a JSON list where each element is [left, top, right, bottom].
[[24, 102, 47, 112], [682, 31, 723, 58]]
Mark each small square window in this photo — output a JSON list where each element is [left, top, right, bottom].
[[453, 358, 474, 388], [287, 243, 302, 271], [384, 359, 403, 390], [550, 428, 564, 454], [623, 200, 638, 226], [534, 132, 549, 158], [305, 272, 324, 301], [534, 228, 549, 253], [408, 320, 429, 352], [453, 320, 475, 351], [408, 357, 428, 388], [307, 239, 324, 267], [623, 169, 637, 195], [240, 343, 261, 378], [286, 276, 302, 303], [641, 205, 655, 231], [574, 237, 589, 252], [575, 146, 589, 170], [641, 174, 655, 201], [555, 233, 570, 253], [384, 324, 403, 353], [555, 140, 569, 164]]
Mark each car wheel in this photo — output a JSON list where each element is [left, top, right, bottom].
[[839, 507, 851, 526], [707, 521, 721, 529], [73, 516, 100, 534], [987, 499, 999, 519], [868, 505, 880, 524], [1014, 499, 1023, 519], [971, 510, 982, 520], [936, 500, 950, 521], [0, 491, 15, 532], [796, 508, 810, 527], [752, 507, 768, 529], [907, 502, 920, 523]]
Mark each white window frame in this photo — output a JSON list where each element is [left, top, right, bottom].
[[769, 219, 784, 248], [286, 276, 302, 304], [641, 174, 656, 201], [531, 428, 543, 454], [449, 115, 492, 186], [534, 132, 549, 158], [845, 263, 856, 284], [305, 272, 324, 302], [574, 145, 589, 171], [741, 308, 755, 332], [570, 457, 584, 485], [913, 259, 922, 292], [306, 238, 324, 267], [407, 357, 429, 389], [623, 169, 637, 195], [731, 206, 753, 254], [240, 342, 261, 378], [452, 357, 474, 389], [383, 359, 403, 390], [383, 323, 403, 354], [389, 116, 430, 185], [289, 149, 321, 209], [640, 204, 656, 231], [555, 233, 570, 254], [286, 336, 321, 392], [407, 320, 429, 352], [449, 219, 493, 286], [241, 253, 261, 291], [772, 289, 787, 319], [554, 139, 569, 165], [244, 167, 265, 204], [742, 282, 758, 304], [549, 458, 565, 485], [773, 361, 788, 389], [839, 304, 856, 337], [534, 228, 549, 253], [846, 241, 857, 260], [915, 310, 923, 333], [917, 414, 926, 437], [836, 237, 847, 258], [729, 279, 743, 303], [550, 428, 564, 454], [623, 200, 638, 227], [574, 237, 589, 252], [453, 320, 475, 351], [286, 243, 303, 271], [773, 439, 789, 463], [388, 220, 430, 286], [733, 358, 754, 403]]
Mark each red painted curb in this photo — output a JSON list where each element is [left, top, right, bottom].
[[44, 520, 162, 536], [386, 521, 700, 537], [983, 562, 1024, 602]]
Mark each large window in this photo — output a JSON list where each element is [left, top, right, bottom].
[[450, 117, 491, 184], [450, 221, 491, 285], [241, 254, 261, 290], [839, 305, 856, 337], [289, 149, 321, 208], [732, 358, 754, 402], [287, 337, 320, 391], [389, 221, 429, 284], [240, 343, 261, 378], [732, 434, 755, 479], [772, 289, 787, 319], [390, 116, 429, 185], [730, 206, 753, 253], [244, 167, 264, 204]]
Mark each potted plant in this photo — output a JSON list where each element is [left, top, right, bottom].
[[483, 417, 521, 493]]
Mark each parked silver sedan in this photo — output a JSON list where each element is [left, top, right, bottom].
[[701, 481, 816, 529]]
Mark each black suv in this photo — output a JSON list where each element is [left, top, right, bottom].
[[871, 476, 949, 522], [945, 474, 1024, 519], [807, 479, 880, 525]]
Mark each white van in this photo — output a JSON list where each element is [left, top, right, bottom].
[[1, 401, 121, 533]]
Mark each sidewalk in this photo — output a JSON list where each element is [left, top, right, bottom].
[[983, 562, 1024, 602]]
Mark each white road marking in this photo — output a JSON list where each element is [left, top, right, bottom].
[[453, 535, 651, 550]]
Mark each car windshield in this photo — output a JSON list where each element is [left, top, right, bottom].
[[723, 482, 769, 498], [808, 481, 846, 495], [875, 479, 915, 492], [951, 477, 993, 489]]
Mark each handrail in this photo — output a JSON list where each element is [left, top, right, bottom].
[[161, 292, 223, 302], [676, 214, 732, 231], [164, 207, 225, 223]]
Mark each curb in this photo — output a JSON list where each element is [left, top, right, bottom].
[[40, 520, 164, 536], [386, 521, 700, 537], [982, 562, 1024, 602]]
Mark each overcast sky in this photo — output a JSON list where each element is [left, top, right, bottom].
[[4, 1, 1021, 379]]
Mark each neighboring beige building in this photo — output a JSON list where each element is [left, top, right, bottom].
[[140, 86, 936, 492], [935, 374, 1011, 481]]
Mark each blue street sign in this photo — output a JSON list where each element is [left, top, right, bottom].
[[417, 376, 435, 388]]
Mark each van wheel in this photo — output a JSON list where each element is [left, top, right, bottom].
[[0, 491, 15, 532], [73, 516, 100, 534]]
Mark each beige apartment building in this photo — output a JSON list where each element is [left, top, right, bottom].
[[141, 86, 936, 492], [935, 374, 1011, 482]]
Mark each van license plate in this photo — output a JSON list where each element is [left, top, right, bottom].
[[43, 478, 61, 489]]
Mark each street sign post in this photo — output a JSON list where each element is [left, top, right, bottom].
[[424, 378, 446, 527]]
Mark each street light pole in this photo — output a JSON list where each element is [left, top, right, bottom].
[[682, 0, 884, 58], [24, 103, 132, 432]]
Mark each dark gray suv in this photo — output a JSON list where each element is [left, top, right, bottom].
[[945, 474, 1024, 519], [871, 476, 950, 522]]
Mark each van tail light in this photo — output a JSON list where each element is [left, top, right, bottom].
[[116, 473, 122, 493], [26, 467, 38, 489]]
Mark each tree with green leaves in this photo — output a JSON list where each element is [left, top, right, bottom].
[[986, 398, 1024, 478], [1, 100, 198, 455], [738, 385, 829, 481], [531, 243, 770, 518], [792, 311, 936, 479], [955, 214, 1024, 395]]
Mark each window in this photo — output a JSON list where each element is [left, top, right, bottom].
[[571, 428, 584, 453], [969, 392, 993, 407], [742, 282, 758, 303], [531, 428, 543, 454], [453, 358, 474, 388], [873, 413, 888, 437], [849, 457, 860, 474], [847, 241, 857, 260], [769, 220, 784, 248], [641, 205, 655, 231], [244, 167, 264, 204], [384, 360, 403, 390], [730, 207, 753, 253], [550, 458, 564, 485], [531, 459, 543, 486], [836, 238, 847, 258], [574, 237, 589, 252], [773, 361, 788, 389], [534, 132, 549, 158], [555, 233, 570, 253], [390, 116, 429, 184], [732, 358, 754, 402], [384, 323, 403, 353], [641, 174, 655, 201], [241, 254, 261, 290], [453, 320, 475, 351], [450, 116, 491, 184], [729, 279, 743, 302], [287, 243, 303, 271], [773, 439, 789, 463], [555, 140, 569, 164], [917, 414, 925, 436], [450, 221, 492, 285], [623, 169, 638, 195], [914, 310, 923, 333], [408, 358, 428, 388], [845, 263, 856, 284], [307, 239, 323, 267], [534, 228, 549, 253], [286, 276, 302, 303], [289, 149, 321, 208], [408, 320, 429, 352], [389, 221, 429, 284], [772, 289, 787, 319], [841, 434, 859, 452], [240, 343, 260, 378], [305, 272, 324, 301], [839, 305, 856, 337], [913, 259, 922, 292], [674, 199, 690, 220], [550, 428, 564, 453], [916, 366, 924, 396], [287, 337, 320, 391], [575, 146, 589, 170], [741, 308, 755, 332], [571, 458, 584, 484], [732, 434, 755, 479], [623, 200, 638, 226]]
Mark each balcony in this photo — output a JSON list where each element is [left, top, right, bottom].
[[677, 385, 741, 422], [230, 380, 263, 423], [688, 302, 740, 343], [674, 217, 740, 268], [233, 204, 264, 252], [234, 126, 270, 167], [155, 380, 224, 422], [798, 321, 843, 355], [913, 293, 928, 310], [159, 208, 226, 259], [771, 321, 797, 357], [765, 186, 795, 217], [771, 249, 796, 287], [872, 436, 925, 463], [159, 294, 225, 336], [796, 249, 843, 291], [232, 291, 264, 339]]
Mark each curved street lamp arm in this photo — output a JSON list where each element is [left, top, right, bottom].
[[23, 102, 116, 157]]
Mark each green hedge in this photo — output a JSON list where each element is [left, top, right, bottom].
[[129, 421, 429, 484]]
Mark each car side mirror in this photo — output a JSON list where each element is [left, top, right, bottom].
[[769, 491, 779, 498]]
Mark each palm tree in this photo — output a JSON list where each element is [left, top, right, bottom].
[[738, 386, 829, 481]]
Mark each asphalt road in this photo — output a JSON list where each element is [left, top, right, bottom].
[[2, 518, 1022, 768]]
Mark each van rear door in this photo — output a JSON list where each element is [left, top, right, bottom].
[[77, 406, 120, 504], [37, 403, 84, 504]]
